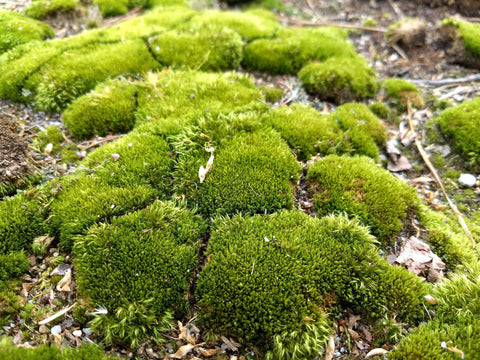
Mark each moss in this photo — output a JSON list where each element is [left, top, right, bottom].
[[34, 40, 159, 112], [307, 155, 418, 245], [243, 27, 357, 74], [74, 201, 206, 346], [0, 251, 29, 281], [441, 18, 480, 58], [94, 0, 129, 17], [60, 144, 79, 163], [0, 280, 22, 327], [362, 18, 377, 26], [134, 70, 264, 135], [433, 97, 480, 166], [25, 0, 78, 20], [369, 101, 390, 118], [149, 25, 243, 71], [0, 338, 115, 359], [197, 211, 427, 356], [173, 121, 300, 216], [261, 104, 337, 161], [0, 10, 54, 54], [330, 103, 387, 160], [34, 125, 64, 153], [0, 194, 49, 255], [259, 85, 283, 103], [183, 9, 279, 41], [63, 79, 138, 140], [298, 57, 378, 102], [383, 78, 424, 110]]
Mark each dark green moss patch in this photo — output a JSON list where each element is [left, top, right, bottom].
[[433, 97, 480, 166], [298, 57, 377, 102], [63, 79, 139, 140], [0, 251, 29, 281], [25, 0, 78, 20], [0, 10, 54, 53], [307, 155, 418, 245], [74, 201, 206, 346], [197, 211, 427, 357]]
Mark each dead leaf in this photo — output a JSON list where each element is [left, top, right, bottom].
[[177, 321, 196, 345], [21, 283, 34, 297], [323, 336, 335, 360], [111, 153, 120, 161], [52, 333, 62, 347], [347, 328, 360, 342], [366, 348, 388, 357], [34, 235, 54, 248], [44, 143, 53, 155], [220, 336, 241, 351], [303, 316, 315, 322], [197, 347, 222, 357], [56, 269, 72, 292], [394, 236, 446, 275], [408, 176, 434, 185], [362, 327, 373, 342], [424, 295, 436, 304], [446, 346, 465, 358], [386, 140, 412, 172], [348, 315, 361, 330], [169, 344, 195, 359]]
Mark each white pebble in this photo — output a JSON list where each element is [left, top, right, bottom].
[[72, 330, 82, 337], [51, 325, 62, 335], [458, 173, 476, 187]]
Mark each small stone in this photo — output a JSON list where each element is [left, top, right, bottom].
[[51, 325, 62, 335], [39, 325, 50, 334], [145, 348, 156, 358], [72, 330, 82, 337], [82, 328, 93, 336], [458, 173, 476, 187]]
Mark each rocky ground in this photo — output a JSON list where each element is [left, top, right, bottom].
[[0, 0, 479, 359]]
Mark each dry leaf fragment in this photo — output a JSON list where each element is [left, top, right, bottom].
[[34, 235, 54, 248], [111, 153, 120, 161], [177, 321, 196, 345], [45, 143, 53, 155], [446, 347, 465, 358], [323, 336, 335, 360], [197, 347, 223, 357], [220, 336, 241, 351], [303, 316, 315, 322], [362, 327, 373, 342], [394, 236, 445, 275], [198, 166, 207, 183], [366, 348, 388, 357], [38, 303, 76, 325], [424, 295, 436, 304], [56, 269, 72, 292], [169, 344, 195, 359]]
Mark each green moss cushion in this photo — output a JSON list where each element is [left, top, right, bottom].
[[74, 201, 206, 346], [307, 155, 418, 245], [197, 211, 427, 357], [25, 0, 78, 20], [0, 10, 54, 53], [298, 57, 378, 102], [434, 97, 480, 166], [383, 78, 424, 109]]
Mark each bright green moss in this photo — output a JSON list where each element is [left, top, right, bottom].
[[0, 194, 49, 254], [298, 57, 378, 102], [173, 121, 300, 216], [184, 9, 279, 41], [243, 27, 357, 74], [0, 251, 29, 281], [34, 40, 160, 112], [149, 25, 243, 71], [63, 79, 139, 139], [441, 18, 480, 58], [330, 103, 387, 160], [0, 338, 115, 360], [307, 155, 418, 245], [259, 85, 283, 103], [0, 10, 54, 54], [25, 0, 78, 20], [434, 97, 480, 166], [134, 70, 264, 135], [34, 125, 64, 153], [197, 211, 426, 356], [383, 78, 424, 109], [74, 201, 206, 346], [261, 104, 337, 161], [369, 101, 390, 118], [94, 0, 129, 17]]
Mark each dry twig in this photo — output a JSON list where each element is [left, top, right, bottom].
[[407, 102, 475, 248], [278, 16, 387, 33], [77, 134, 123, 151], [406, 74, 480, 86]]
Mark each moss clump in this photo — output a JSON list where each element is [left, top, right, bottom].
[[261, 104, 337, 161], [0, 10, 54, 54], [34, 40, 159, 112], [383, 78, 424, 110], [0, 194, 49, 254], [184, 9, 279, 41], [369, 101, 390, 118], [243, 27, 357, 74], [62, 79, 138, 140], [330, 103, 387, 160], [149, 25, 243, 71], [440, 18, 480, 62], [34, 125, 64, 153], [298, 57, 378, 102], [433, 97, 480, 166], [93, 0, 129, 17], [259, 85, 283, 103], [307, 155, 418, 245], [75, 201, 206, 347], [0, 338, 115, 360], [25, 0, 79, 20], [134, 70, 264, 135], [173, 121, 300, 216], [0, 251, 29, 281], [197, 211, 427, 357]]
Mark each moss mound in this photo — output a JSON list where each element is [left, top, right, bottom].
[[0, 10, 54, 54], [243, 27, 357, 74], [307, 155, 418, 245], [74, 201, 206, 347], [63, 79, 139, 140], [330, 103, 387, 160], [369, 101, 390, 118], [433, 97, 480, 166], [173, 118, 300, 216], [25, 0, 78, 20], [439, 18, 480, 68], [149, 25, 243, 71], [298, 57, 378, 102], [197, 211, 427, 357], [383, 78, 424, 110]]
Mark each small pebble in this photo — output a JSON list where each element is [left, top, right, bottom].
[[39, 325, 49, 334], [51, 325, 62, 335], [458, 173, 476, 187], [72, 330, 82, 337], [82, 328, 93, 336]]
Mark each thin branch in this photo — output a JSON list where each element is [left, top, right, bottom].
[[38, 303, 76, 325], [407, 102, 475, 248], [405, 74, 480, 86], [77, 134, 123, 151], [278, 16, 387, 33]]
